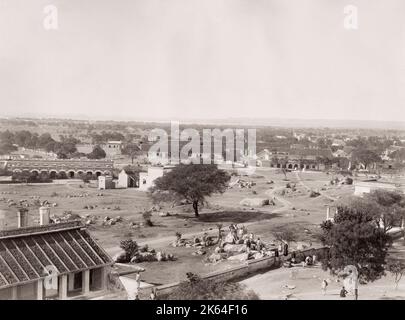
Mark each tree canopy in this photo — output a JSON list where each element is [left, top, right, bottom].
[[364, 190, 405, 233], [149, 164, 231, 217], [320, 198, 393, 282], [87, 145, 106, 159], [121, 143, 142, 164], [390, 149, 405, 162], [351, 148, 381, 169], [162, 273, 259, 300]]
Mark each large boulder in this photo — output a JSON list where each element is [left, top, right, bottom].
[[208, 253, 222, 263], [253, 252, 264, 260], [158, 212, 170, 217], [223, 244, 246, 253], [223, 232, 235, 244], [295, 242, 311, 251], [156, 251, 164, 261], [240, 198, 270, 207], [228, 253, 249, 262]]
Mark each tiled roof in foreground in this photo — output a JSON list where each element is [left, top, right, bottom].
[[0, 221, 112, 289]]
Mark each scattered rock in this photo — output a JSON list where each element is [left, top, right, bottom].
[[240, 198, 270, 207]]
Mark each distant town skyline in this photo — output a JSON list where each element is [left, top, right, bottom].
[[0, 0, 404, 123]]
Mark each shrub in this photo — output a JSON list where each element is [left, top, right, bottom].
[[345, 177, 353, 185], [387, 260, 405, 289], [162, 272, 259, 300], [119, 239, 138, 259], [142, 211, 153, 226]]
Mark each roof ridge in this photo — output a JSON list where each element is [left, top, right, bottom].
[[0, 220, 83, 239]]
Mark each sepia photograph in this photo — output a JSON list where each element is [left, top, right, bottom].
[[0, 0, 405, 311]]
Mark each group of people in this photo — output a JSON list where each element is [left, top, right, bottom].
[[134, 288, 157, 300], [131, 272, 158, 300], [321, 279, 350, 299], [283, 251, 316, 268], [221, 224, 266, 251]]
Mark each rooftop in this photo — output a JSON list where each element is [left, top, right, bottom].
[[0, 221, 113, 289]]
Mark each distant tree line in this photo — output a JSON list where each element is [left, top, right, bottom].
[[90, 131, 125, 144], [0, 130, 81, 158]]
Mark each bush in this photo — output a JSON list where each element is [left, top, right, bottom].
[[345, 177, 353, 185], [161, 273, 259, 300], [119, 239, 138, 259], [142, 211, 153, 226], [309, 191, 320, 198]]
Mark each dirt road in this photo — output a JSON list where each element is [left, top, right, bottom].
[[295, 171, 337, 201]]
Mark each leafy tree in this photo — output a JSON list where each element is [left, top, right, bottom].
[[13, 130, 32, 147], [87, 145, 106, 159], [320, 198, 392, 282], [38, 133, 55, 148], [122, 143, 142, 164], [0, 130, 14, 143], [119, 239, 138, 260], [163, 273, 259, 300], [0, 141, 17, 155], [56, 151, 68, 159], [142, 210, 153, 226], [390, 149, 405, 162], [91, 131, 125, 144], [150, 164, 230, 217], [364, 190, 405, 234], [273, 228, 297, 245], [351, 148, 381, 169]]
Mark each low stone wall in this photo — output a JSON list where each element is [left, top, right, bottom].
[[138, 246, 328, 299]]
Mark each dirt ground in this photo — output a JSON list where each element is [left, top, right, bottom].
[[0, 168, 366, 286], [242, 241, 405, 300]]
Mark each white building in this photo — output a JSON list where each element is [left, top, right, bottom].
[[138, 167, 165, 191], [98, 175, 114, 190], [354, 181, 404, 196], [117, 169, 138, 188]]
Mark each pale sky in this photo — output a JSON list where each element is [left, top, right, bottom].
[[0, 0, 404, 122]]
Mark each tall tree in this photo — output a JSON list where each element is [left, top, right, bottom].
[[365, 190, 405, 234], [320, 197, 392, 282], [87, 145, 106, 159], [351, 148, 381, 169], [149, 164, 231, 217], [0, 141, 17, 155], [122, 143, 142, 164]]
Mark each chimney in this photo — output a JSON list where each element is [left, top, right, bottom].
[[17, 208, 29, 228], [39, 206, 50, 226]]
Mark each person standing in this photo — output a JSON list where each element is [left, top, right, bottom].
[[150, 288, 157, 300], [135, 272, 141, 293], [283, 243, 289, 256], [321, 279, 328, 295]]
